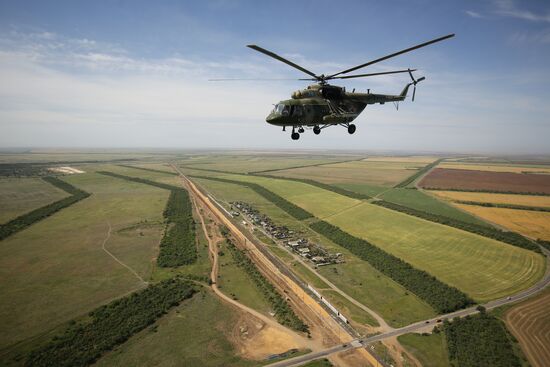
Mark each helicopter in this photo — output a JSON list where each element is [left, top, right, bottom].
[[213, 34, 454, 140]]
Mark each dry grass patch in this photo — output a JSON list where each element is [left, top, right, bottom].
[[432, 191, 550, 208]]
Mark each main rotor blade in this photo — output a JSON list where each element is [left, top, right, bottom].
[[330, 69, 417, 80], [327, 33, 455, 78], [209, 78, 300, 81], [247, 45, 319, 79]]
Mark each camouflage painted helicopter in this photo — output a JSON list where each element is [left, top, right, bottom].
[[213, 34, 454, 140]]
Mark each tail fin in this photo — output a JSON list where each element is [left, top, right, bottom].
[[399, 83, 412, 99]]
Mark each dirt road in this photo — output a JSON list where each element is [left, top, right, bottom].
[[176, 167, 378, 367]]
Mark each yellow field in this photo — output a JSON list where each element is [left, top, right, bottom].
[[432, 191, 550, 208], [438, 162, 550, 174], [455, 204, 550, 241]]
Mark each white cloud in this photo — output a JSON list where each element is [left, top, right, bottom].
[[0, 30, 549, 153], [465, 10, 483, 18], [493, 0, 550, 23]]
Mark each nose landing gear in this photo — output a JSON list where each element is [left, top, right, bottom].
[[313, 125, 321, 135], [347, 124, 356, 134]]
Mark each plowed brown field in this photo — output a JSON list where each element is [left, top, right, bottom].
[[419, 168, 550, 194], [505, 290, 550, 367]]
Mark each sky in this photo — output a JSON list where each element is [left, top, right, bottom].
[[0, 0, 549, 153]]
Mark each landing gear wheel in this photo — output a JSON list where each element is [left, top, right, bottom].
[[291, 132, 300, 140], [298, 127, 305, 133], [313, 126, 321, 135], [347, 124, 356, 134]]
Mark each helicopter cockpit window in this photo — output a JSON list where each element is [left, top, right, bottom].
[[292, 105, 303, 117], [275, 104, 285, 115], [281, 105, 290, 116]]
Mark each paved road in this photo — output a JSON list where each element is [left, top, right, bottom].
[[268, 245, 550, 367]]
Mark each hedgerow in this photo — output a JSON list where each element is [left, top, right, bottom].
[[190, 175, 313, 220], [0, 176, 90, 240], [394, 159, 443, 188], [252, 174, 371, 200], [225, 239, 308, 333], [309, 220, 473, 313], [455, 200, 550, 212], [25, 278, 197, 367], [117, 164, 178, 176], [97, 171, 197, 266], [372, 200, 541, 253], [157, 189, 197, 267], [444, 311, 521, 367]]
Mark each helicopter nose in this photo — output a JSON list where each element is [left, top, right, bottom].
[[266, 113, 279, 124]]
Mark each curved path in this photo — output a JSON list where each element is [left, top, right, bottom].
[[101, 221, 147, 285], [191, 195, 316, 349]]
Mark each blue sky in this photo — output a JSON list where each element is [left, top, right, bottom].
[[1, 0, 549, 153]]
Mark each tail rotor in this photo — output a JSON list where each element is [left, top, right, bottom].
[[408, 69, 425, 102]]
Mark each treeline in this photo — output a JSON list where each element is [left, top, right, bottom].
[[422, 187, 550, 197], [25, 278, 197, 367], [309, 220, 473, 313], [444, 311, 521, 367], [248, 157, 364, 174], [455, 200, 550, 212], [97, 171, 179, 190], [191, 175, 313, 220], [537, 239, 550, 252], [97, 171, 197, 267], [157, 189, 197, 267], [178, 165, 236, 175], [117, 164, 178, 176], [225, 239, 309, 333], [394, 159, 443, 188], [253, 174, 371, 200], [372, 200, 541, 253], [0, 177, 90, 240]]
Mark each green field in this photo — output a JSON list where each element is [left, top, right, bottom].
[[268, 159, 424, 187], [193, 177, 436, 327], [0, 177, 69, 223], [327, 202, 545, 301], [378, 188, 490, 226], [398, 333, 450, 367], [215, 174, 545, 302], [217, 240, 273, 315], [94, 290, 256, 367], [0, 170, 169, 350], [177, 154, 355, 174], [219, 174, 361, 219]]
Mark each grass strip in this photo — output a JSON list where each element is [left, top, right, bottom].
[[97, 171, 196, 267], [309, 220, 474, 313], [25, 278, 197, 367], [0, 176, 90, 240], [191, 175, 313, 220], [372, 200, 541, 253]]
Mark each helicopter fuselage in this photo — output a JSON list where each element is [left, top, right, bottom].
[[265, 83, 409, 128]]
